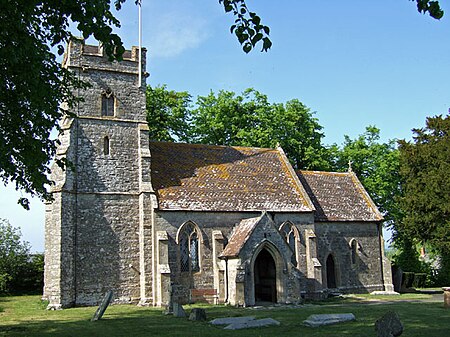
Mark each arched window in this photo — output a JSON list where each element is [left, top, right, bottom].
[[350, 239, 359, 265], [101, 89, 114, 116], [279, 222, 298, 267], [103, 136, 110, 155], [178, 222, 200, 273]]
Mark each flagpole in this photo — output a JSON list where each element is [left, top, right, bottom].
[[138, 0, 142, 87]]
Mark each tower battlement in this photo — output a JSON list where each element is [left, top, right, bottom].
[[63, 37, 147, 89], [61, 37, 147, 121]]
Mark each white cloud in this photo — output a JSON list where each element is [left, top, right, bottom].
[[147, 12, 210, 58]]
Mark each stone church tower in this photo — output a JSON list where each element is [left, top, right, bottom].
[[44, 38, 154, 308]]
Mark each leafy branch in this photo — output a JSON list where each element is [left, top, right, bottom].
[[219, 0, 272, 53]]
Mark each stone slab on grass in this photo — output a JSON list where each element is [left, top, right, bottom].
[[371, 291, 400, 296], [223, 318, 280, 330], [210, 316, 255, 325], [303, 313, 356, 327]]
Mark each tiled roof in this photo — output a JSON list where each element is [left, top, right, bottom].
[[149, 142, 313, 212], [297, 170, 383, 222], [219, 217, 260, 258]]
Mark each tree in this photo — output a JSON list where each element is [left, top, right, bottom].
[[413, 0, 444, 19], [398, 114, 450, 283], [1, 0, 444, 209], [146, 85, 192, 142], [0, 219, 30, 293], [331, 126, 401, 227], [1, 0, 129, 209], [189, 88, 330, 170], [145, 86, 330, 169]]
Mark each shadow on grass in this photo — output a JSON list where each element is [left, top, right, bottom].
[[1, 297, 449, 337]]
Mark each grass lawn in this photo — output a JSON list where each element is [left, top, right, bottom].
[[1, 294, 449, 336]]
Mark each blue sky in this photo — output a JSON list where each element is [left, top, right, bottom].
[[1, 0, 449, 252]]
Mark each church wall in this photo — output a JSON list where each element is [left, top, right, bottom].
[[44, 192, 77, 308], [76, 119, 140, 193], [74, 194, 141, 305], [315, 221, 385, 293], [153, 210, 314, 304], [153, 211, 258, 303]]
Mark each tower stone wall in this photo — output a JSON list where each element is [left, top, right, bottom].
[[44, 38, 153, 308]]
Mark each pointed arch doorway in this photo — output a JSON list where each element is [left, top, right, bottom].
[[326, 254, 337, 289], [254, 249, 277, 303]]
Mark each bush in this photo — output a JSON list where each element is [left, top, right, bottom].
[[0, 218, 43, 294], [14, 254, 44, 294]]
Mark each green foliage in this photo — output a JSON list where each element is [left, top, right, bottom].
[[219, 0, 271, 53], [0, 219, 44, 294], [398, 114, 450, 253], [146, 86, 330, 170], [391, 237, 429, 273], [414, 0, 444, 19], [331, 126, 401, 227], [0, 218, 30, 294], [0, 0, 127, 209], [15, 253, 45, 294], [397, 114, 450, 285], [189, 88, 330, 170], [146, 85, 192, 142]]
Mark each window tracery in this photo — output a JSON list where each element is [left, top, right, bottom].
[[279, 222, 298, 267], [101, 89, 114, 116], [178, 222, 200, 272]]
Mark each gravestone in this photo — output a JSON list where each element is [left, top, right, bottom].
[[210, 317, 256, 325], [189, 308, 207, 321], [303, 313, 355, 327], [375, 311, 403, 337], [223, 318, 280, 330], [91, 290, 113, 321], [173, 302, 187, 317]]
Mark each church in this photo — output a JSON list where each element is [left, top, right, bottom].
[[43, 38, 393, 309]]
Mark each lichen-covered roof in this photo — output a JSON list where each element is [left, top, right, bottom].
[[297, 170, 384, 222], [149, 142, 313, 212], [219, 217, 260, 258]]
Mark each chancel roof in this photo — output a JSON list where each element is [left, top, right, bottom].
[[149, 142, 313, 212], [297, 170, 383, 222]]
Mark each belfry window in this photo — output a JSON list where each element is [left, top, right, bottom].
[[101, 89, 114, 116], [179, 222, 200, 273], [280, 222, 298, 267]]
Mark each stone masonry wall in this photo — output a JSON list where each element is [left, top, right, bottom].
[[44, 38, 149, 308], [315, 221, 385, 293], [75, 194, 141, 305], [153, 211, 314, 304]]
